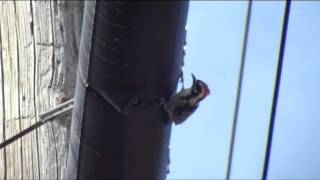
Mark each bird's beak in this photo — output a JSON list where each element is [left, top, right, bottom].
[[191, 73, 196, 84]]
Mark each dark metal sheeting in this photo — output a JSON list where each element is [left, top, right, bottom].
[[67, 1, 189, 179]]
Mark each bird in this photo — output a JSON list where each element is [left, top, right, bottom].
[[162, 73, 210, 125]]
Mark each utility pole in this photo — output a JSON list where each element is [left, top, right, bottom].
[[67, 1, 189, 179]]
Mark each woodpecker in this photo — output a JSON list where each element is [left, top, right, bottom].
[[162, 74, 210, 125]]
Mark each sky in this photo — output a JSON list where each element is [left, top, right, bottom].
[[168, 1, 320, 179]]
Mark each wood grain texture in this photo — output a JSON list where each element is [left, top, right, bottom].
[[0, 1, 83, 179]]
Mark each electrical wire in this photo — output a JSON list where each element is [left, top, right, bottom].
[[262, 1, 291, 179], [0, 98, 74, 150], [225, 1, 252, 179]]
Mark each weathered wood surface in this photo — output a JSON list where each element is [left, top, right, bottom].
[[0, 1, 83, 179]]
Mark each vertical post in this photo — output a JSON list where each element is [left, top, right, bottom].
[[67, 1, 189, 179]]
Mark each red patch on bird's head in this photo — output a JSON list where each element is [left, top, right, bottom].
[[203, 84, 210, 97]]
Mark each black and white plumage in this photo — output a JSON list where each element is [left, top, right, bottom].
[[163, 74, 210, 125]]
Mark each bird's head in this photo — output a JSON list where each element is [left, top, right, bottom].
[[191, 73, 210, 101]]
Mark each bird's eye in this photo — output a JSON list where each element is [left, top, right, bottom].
[[192, 81, 202, 94], [192, 86, 198, 94], [197, 81, 207, 94], [192, 83, 198, 94]]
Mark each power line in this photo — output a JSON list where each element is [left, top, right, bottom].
[[225, 1, 252, 179], [262, 1, 291, 179]]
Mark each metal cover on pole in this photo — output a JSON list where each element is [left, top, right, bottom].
[[67, 1, 189, 179]]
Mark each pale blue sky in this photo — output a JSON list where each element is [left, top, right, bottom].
[[168, 1, 320, 179]]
